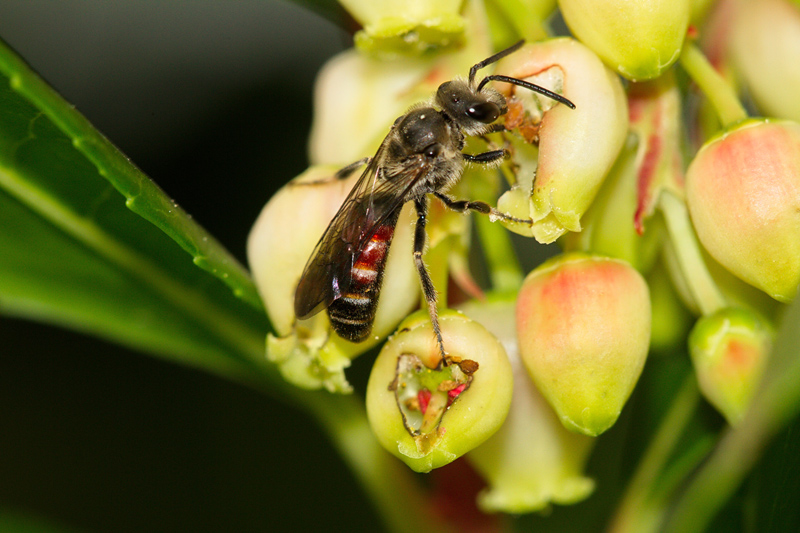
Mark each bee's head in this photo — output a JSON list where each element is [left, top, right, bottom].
[[434, 41, 575, 138], [436, 79, 506, 136]]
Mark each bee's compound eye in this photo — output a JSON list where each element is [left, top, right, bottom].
[[467, 102, 500, 123], [424, 144, 441, 158]]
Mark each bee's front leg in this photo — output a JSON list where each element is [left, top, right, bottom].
[[462, 149, 507, 165]]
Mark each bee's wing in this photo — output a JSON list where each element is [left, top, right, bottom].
[[294, 146, 431, 320]]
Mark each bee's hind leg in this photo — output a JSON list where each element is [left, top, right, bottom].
[[413, 197, 448, 365]]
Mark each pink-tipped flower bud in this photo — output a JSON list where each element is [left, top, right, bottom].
[[366, 310, 513, 472], [689, 307, 774, 424], [516, 254, 651, 436], [686, 119, 800, 302], [558, 0, 690, 81], [729, 0, 800, 122], [247, 166, 418, 392], [459, 300, 595, 514], [492, 38, 628, 243]]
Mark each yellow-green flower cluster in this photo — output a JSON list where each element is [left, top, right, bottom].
[[247, 0, 800, 516]]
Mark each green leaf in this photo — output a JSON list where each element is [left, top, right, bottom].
[[0, 508, 84, 533], [0, 37, 273, 385]]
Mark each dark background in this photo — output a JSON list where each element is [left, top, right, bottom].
[[0, 2, 384, 531]]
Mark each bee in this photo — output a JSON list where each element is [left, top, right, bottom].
[[294, 40, 575, 361]]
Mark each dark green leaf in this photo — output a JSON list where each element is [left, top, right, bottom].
[[0, 37, 274, 384]]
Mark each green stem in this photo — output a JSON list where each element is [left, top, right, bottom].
[[469, 169, 523, 293], [679, 42, 748, 128], [475, 214, 523, 293], [664, 292, 800, 532], [608, 376, 701, 533], [659, 191, 726, 315]]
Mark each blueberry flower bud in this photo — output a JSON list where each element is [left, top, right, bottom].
[[366, 310, 513, 472], [247, 166, 418, 392], [492, 38, 628, 243], [338, 0, 465, 56], [729, 0, 800, 122], [558, 0, 690, 81], [686, 119, 800, 302], [460, 300, 595, 514], [516, 254, 651, 436], [689, 307, 774, 424]]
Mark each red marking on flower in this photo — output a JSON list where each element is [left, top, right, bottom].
[[418, 389, 432, 413], [723, 339, 756, 374], [635, 132, 662, 234], [449, 268, 486, 305], [629, 100, 644, 123], [687, 25, 699, 40], [447, 383, 468, 407]]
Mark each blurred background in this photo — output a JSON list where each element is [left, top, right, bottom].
[[0, 2, 388, 531]]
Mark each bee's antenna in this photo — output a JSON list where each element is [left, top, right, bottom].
[[468, 40, 525, 86], [478, 74, 576, 109]]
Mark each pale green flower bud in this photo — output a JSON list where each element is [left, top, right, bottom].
[[493, 38, 628, 243], [247, 166, 418, 392], [558, 0, 690, 81], [689, 307, 774, 424], [366, 310, 513, 472], [686, 119, 800, 302], [729, 0, 800, 122], [460, 300, 595, 514], [338, 0, 465, 56], [308, 49, 433, 165], [517, 254, 651, 436]]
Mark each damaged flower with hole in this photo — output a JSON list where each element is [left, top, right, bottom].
[[367, 311, 513, 473]]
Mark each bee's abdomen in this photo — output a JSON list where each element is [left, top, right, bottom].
[[328, 222, 396, 342]]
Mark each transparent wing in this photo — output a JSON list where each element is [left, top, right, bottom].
[[294, 145, 432, 320]]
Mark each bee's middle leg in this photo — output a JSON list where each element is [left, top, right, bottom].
[[434, 192, 532, 225]]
